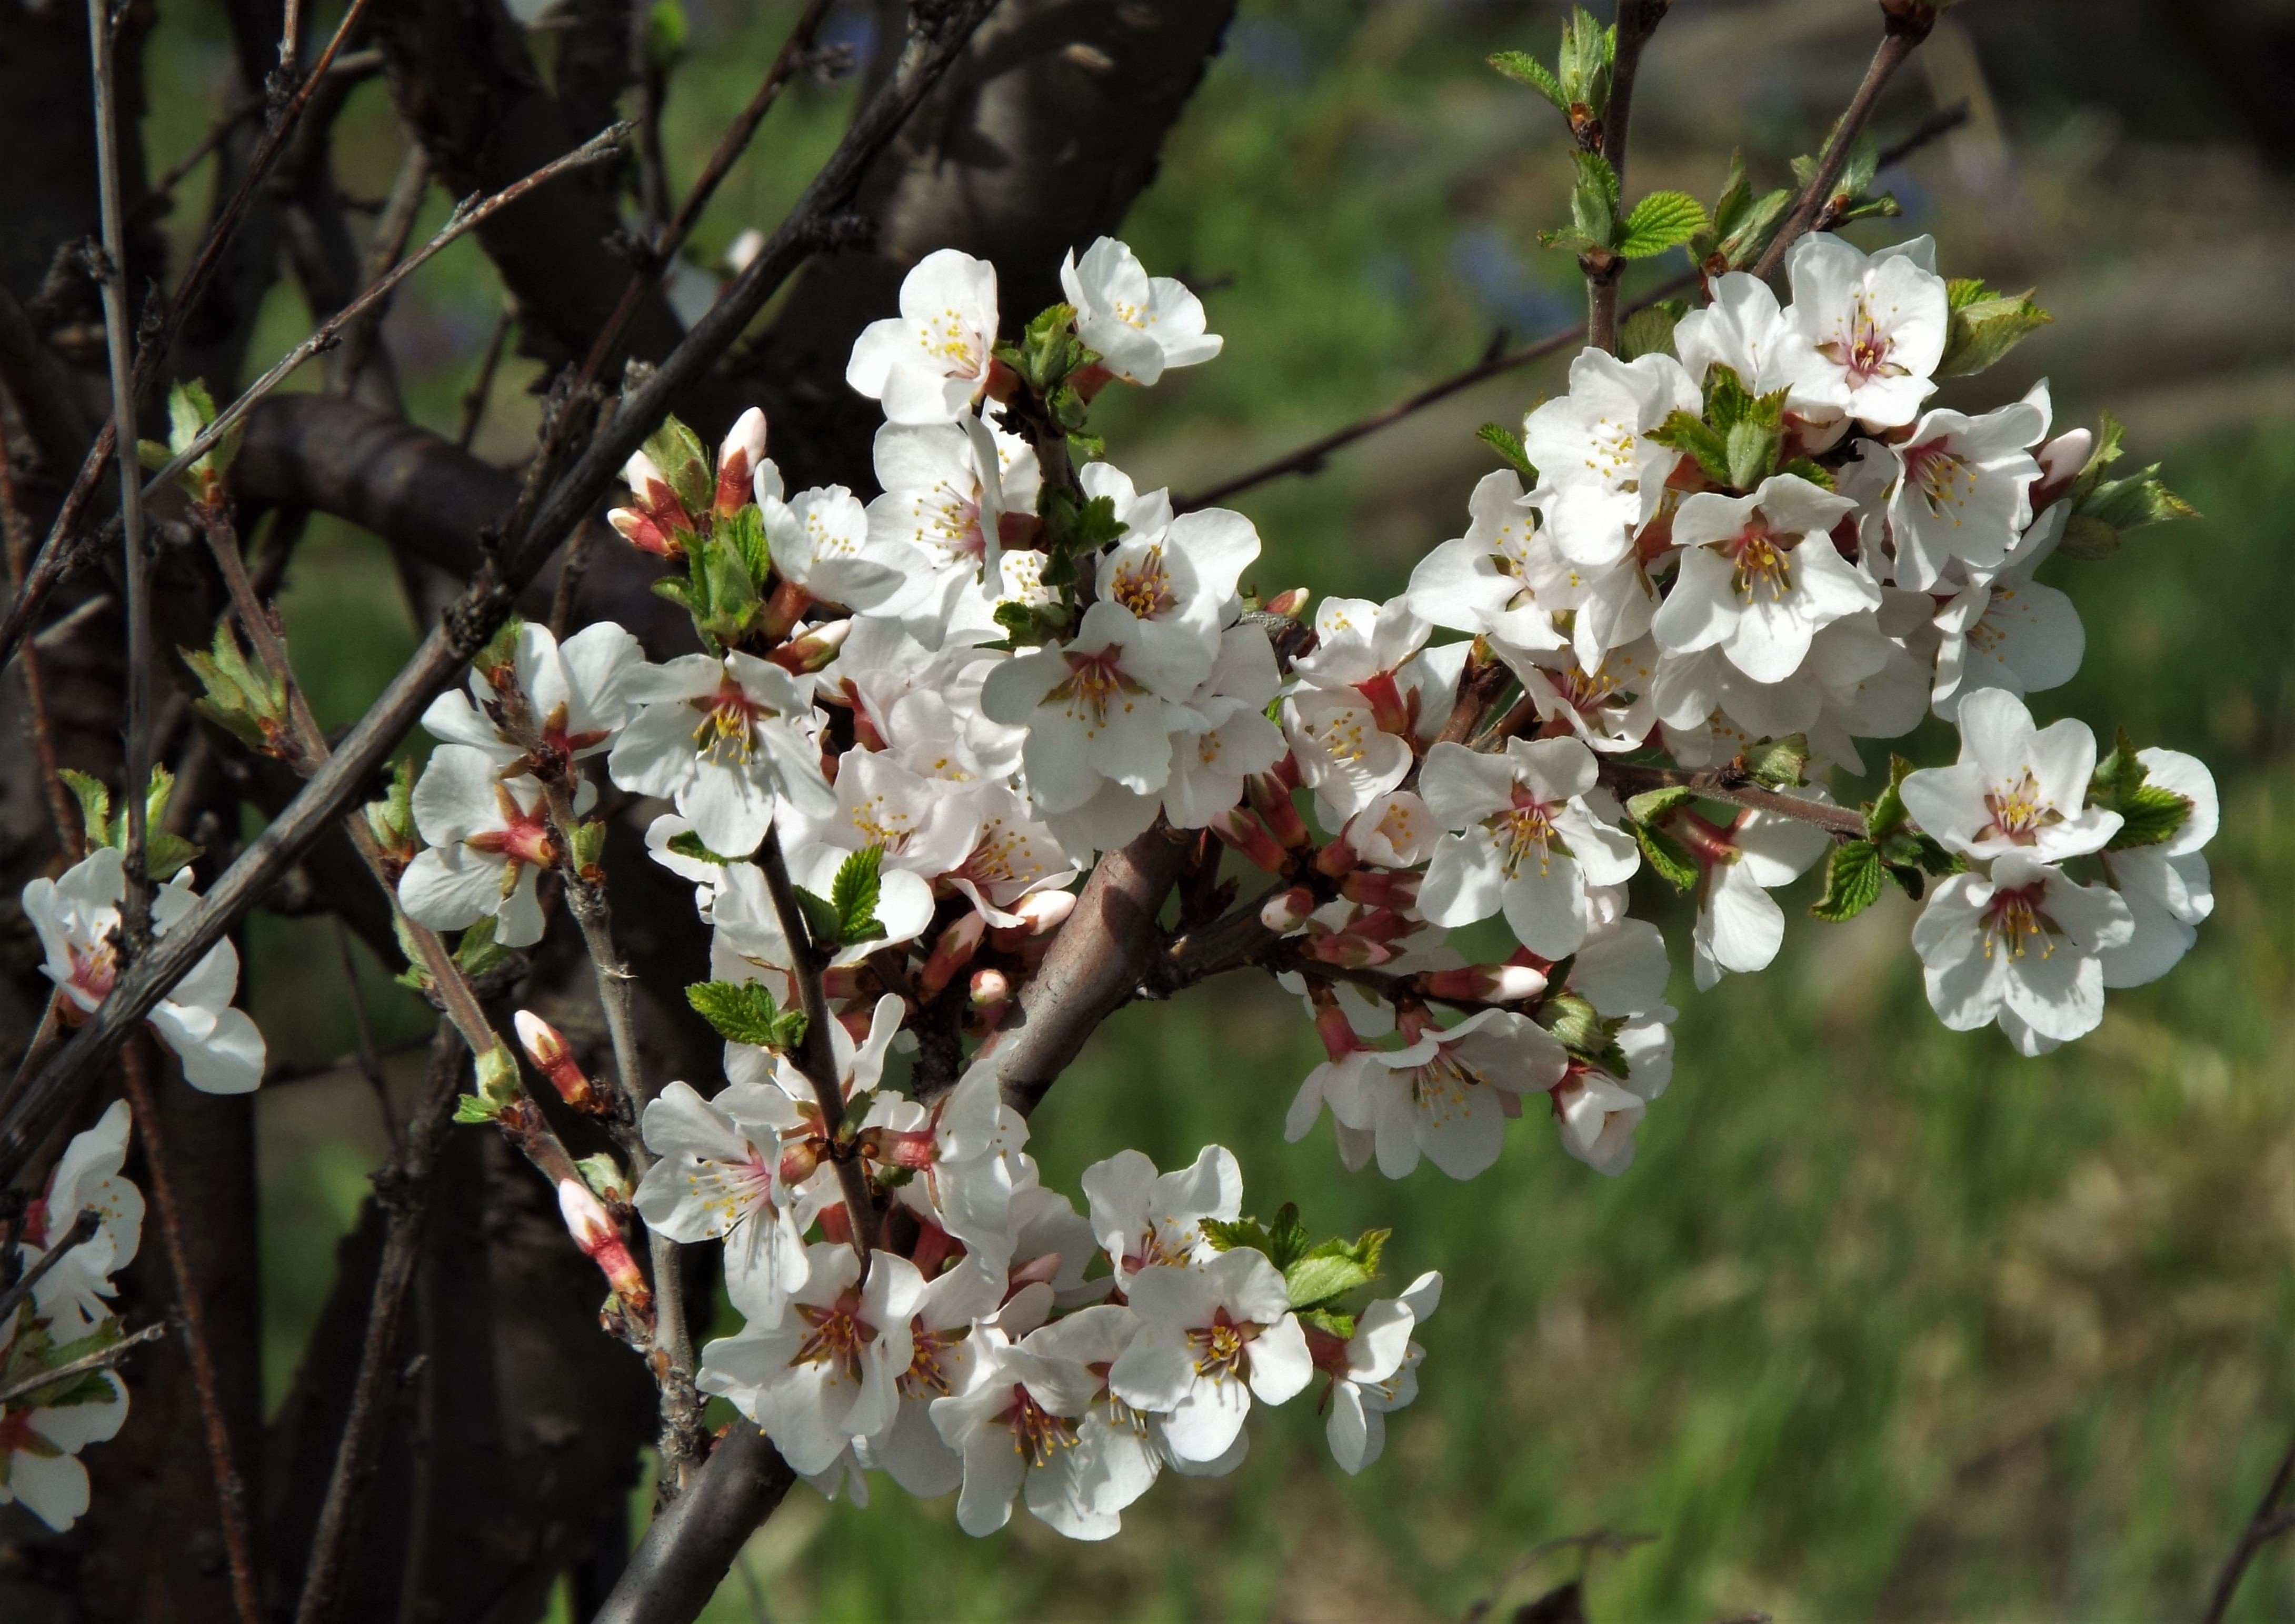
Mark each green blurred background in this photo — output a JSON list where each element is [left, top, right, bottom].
[[139, 0, 2295, 1616]]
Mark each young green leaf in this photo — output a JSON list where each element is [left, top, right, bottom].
[[1632, 821, 1700, 894], [1647, 410, 1731, 486], [687, 979, 810, 1050], [1198, 1216, 1274, 1255], [1938, 280, 2053, 376], [1624, 785, 1696, 826], [1283, 1228, 1389, 1310], [791, 886, 845, 950], [1476, 422, 1540, 483], [665, 830, 733, 866], [1488, 49, 1566, 111], [831, 845, 888, 945], [642, 415, 714, 517], [2090, 730, 2193, 850], [1864, 754, 1916, 839], [1738, 734, 1809, 790], [1810, 838, 1883, 923], [1616, 299, 1686, 362], [1615, 191, 1709, 260]]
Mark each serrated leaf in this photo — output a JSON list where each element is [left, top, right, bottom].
[[2055, 513, 2121, 560], [2091, 730, 2193, 850], [454, 915, 511, 976], [1488, 49, 1566, 111], [1777, 455, 1835, 490], [1938, 283, 2053, 376], [1810, 839, 1883, 922], [58, 769, 111, 851], [1198, 1217, 1272, 1255], [1298, 1307, 1358, 1340], [1265, 1202, 1309, 1272], [1616, 191, 1708, 259], [1538, 993, 1628, 1076], [642, 415, 714, 517], [792, 886, 845, 950], [715, 503, 772, 593], [453, 1094, 503, 1124], [1648, 410, 1730, 486], [1284, 1228, 1388, 1310], [1632, 821, 1700, 894], [1567, 149, 1622, 248], [687, 979, 809, 1050], [831, 845, 886, 944], [1616, 300, 1685, 362], [665, 830, 732, 866], [1625, 786, 1695, 826], [1739, 735, 1809, 789], [1476, 422, 1540, 483], [1864, 755, 1915, 839], [1724, 417, 1781, 489]]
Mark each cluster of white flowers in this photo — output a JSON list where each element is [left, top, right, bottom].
[[1, 1104, 142, 1530]]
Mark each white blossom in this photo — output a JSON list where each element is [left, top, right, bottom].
[[846, 248, 1000, 424], [607, 652, 832, 860], [1522, 348, 1700, 567], [1107, 1248, 1312, 1463], [1882, 383, 2050, 590], [1060, 236, 1222, 385], [1899, 689, 2121, 864], [1651, 472, 1873, 684], [1910, 852, 2133, 1055], [2100, 749, 2217, 989], [1774, 234, 1949, 429], [1319, 1270, 1440, 1475]]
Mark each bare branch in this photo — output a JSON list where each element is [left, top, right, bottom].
[[455, 300, 515, 452], [331, 144, 434, 396], [291, 1023, 466, 1624], [0, 419, 81, 854], [1749, 2, 1939, 282], [0, 1208, 102, 1329], [1584, 0, 1674, 352], [119, 1039, 263, 1624], [586, 1425, 794, 1624], [2203, 1431, 2295, 1624]]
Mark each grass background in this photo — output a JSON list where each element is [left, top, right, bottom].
[[128, 0, 2295, 1616]]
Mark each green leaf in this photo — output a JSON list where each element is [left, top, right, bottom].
[[1739, 734, 1809, 789], [1554, 6, 1614, 113], [1565, 149, 1622, 250], [1694, 150, 1793, 270], [642, 415, 714, 517], [686, 979, 809, 1050], [1284, 1229, 1388, 1311], [715, 503, 772, 594], [453, 1094, 503, 1125], [1298, 1307, 1358, 1340], [1198, 1216, 1272, 1255], [2090, 730, 2194, 851], [1938, 281, 2053, 376], [694, 534, 760, 643], [365, 758, 417, 857], [1647, 410, 1730, 486], [643, 0, 687, 72], [1625, 786, 1696, 826], [665, 830, 733, 866], [576, 1152, 629, 1204], [831, 845, 887, 945], [1777, 455, 1835, 490], [161, 378, 238, 502], [990, 598, 1074, 649], [183, 621, 287, 754], [472, 1042, 521, 1113], [454, 915, 512, 976], [58, 769, 111, 852], [1632, 821, 1700, 894], [1615, 191, 1708, 259], [995, 302, 1092, 397], [1476, 422, 1540, 483], [1615, 300, 1685, 362], [1724, 417, 1781, 489], [1264, 1202, 1309, 1272], [792, 886, 846, 950], [1538, 991, 1629, 1075], [1864, 755, 1916, 839], [1810, 839, 1883, 923], [1488, 49, 1566, 111]]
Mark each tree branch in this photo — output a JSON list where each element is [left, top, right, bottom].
[[0, 1319, 168, 1409], [1748, 2, 1939, 282], [1584, 0, 1673, 353], [0, 1208, 102, 1328], [2203, 1431, 2295, 1624], [1597, 761, 1868, 835]]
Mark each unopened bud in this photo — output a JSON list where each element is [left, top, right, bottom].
[[1246, 773, 1312, 849], [557, 1179, 651, 1310], [1312, 999, 1366, 1062], [1011, 889, 1077, 936], [1299, 930, 1395, 970], [1210, 807, 1291, 876], [1419, 963, 1548, 1004], [970, 967, 1011, 1007], [515, 1010, 600, 1111], [1263, 587, 1310, 619], [1340, 869, 1419, 909], [822, 965, 863, 1000], [1259, 886, 1315, 934], [919, 914, 987, 997], [1354, 670, 1411, 737], [608, 504, 682, 559], [769, 617, 853, 674], [1312, 836, 1360, 878], [715, 408, 769, 517]]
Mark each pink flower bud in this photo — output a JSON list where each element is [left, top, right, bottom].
[[1354, 669, 1412, 737], [970, 967, 1011, 1007], [515, 1010, 599, 1111], [1210, 807, 1291, 875], [2038, 427, 2093, 487], [1011, 889, 1077, 936], [1419, 963, 1548, 1004], [1246, 773, 1312, 850], [715, 408, 769, 517], [1263, 587, 1310, 619], [1300, 931, 1394, 970], [919, 914, 987, 997], [758, 578, 813, 646], [1259, 886, 1315, 933], [557, 1179, 650, 1309], [1312, 1000, 1366, 1062], [1339, 869, 1420, 910], [607, 505, 681, 559], [768, 617, 853, 674]]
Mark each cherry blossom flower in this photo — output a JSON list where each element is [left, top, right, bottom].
[[2100, 749, 2217, 989], [1910, 851, 2133, 1055], [1775, 234, 1949, 429], [1418, 737, 1640, 958], [1404, 470, 1567, 656], [846, 248, 999, 424], [928, 1319, 1105, 1537], [1650, 473, 1874, 685], [1080, 1145, 1241, 1286], [1929, 505, 2084, 718], [633, 1079, 811, 1315], [398, 745, 555, 948], [1522, 347, 1700, 567], [699, 1242, 925, 1475], [420, 620, 640, 777], [1107, 1247, 1312, 1463], [606, 651, 831, 860], [17, 1101, 141, 1340], [1899, 689, 2121, 864], [865, 1257, 1007, 1499], [1332, 1008, 1568, 1179], [781, 748, 975, 934], [25, 847, 267, 1093], [864, 417, 1040, 631], [1682, 804, 1832, 990], [1313, 1270, 1440, 1474], [1673, 270, 1789, 394], [760, 482, 910, 615], [1060, 236, 1223, 385], [1882, 383, 2050, 590], [1161, 627, 1288, 832], [0, 1315, 128, 1532], [1550, 1064, 1649, 1175]]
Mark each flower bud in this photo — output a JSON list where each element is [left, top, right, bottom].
[[919, 914, 987, 997], [1339, 869, 1419, 910], [1259, 886, 1315, 934], [970, 967, 1011, 1007], [1245, 772, 1312, 850], [715, 408, 769, 517], [1263, 587, 1310, 619], [1419, 963, 1548, 1004], [557, 1179, 651, 1310], [608, 504, 682, 559], [1210, 807, 1291, 875], [515, 1011, 598, 1110], [768, 617, 853, 674], [1011, 889, 1077, 936], [1299, 930, 1394, 970]]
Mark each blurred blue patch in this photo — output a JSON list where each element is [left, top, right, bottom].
[[1451, 224, 1578, 334], [1875, 168, 1932, 223], [1229, 16, 1313, 88], [1361, 248, 1419, 309], [818, 0, 877, 64]]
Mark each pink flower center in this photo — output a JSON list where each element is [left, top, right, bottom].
[[791, 1288, 876, 1383], [1487, 785, 1562, 879], [1046, 648, 1143, 734], [688, 678, 776, 767], [1981, 768, 2060, 845], [1982, 881, 2061, 960], [1723, 515, 1795, 604], [1188, 1309, 1260, 1382], [464, 786, 557, 870], [1106, 549, 1174, 619], [1902, 438, 1978, 523], [901, 1322, 969, 1398], [997, 1385, 1077, 1466], [1815, 296, 1911, 385]]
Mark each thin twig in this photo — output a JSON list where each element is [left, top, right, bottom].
[[455, 302, 515, 451], [333, 916, 397, 1141], [1175, 273, 1696, 513], [0, 419, 80, 854], [0, 0, 1002, 1197], [118, 1038, 262, 1624], [755, 828, 877, 1256], [129, 93, 263, 226], [144, 126, 634, 499], [278, 0, 305, 89], [1598, 761, 1869, 835], [291, 1022, 466, 1624], [0, 1209, 101, 1328], [2203, 1431, 2295, 1624], [1584, 1, 1673, 353], [0, 1319, 168, 1409], [86, 0, 153, 946], [1749, 3, 1939, 282], [0, 0, 381, 675], [331, 144, 433, 395]]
